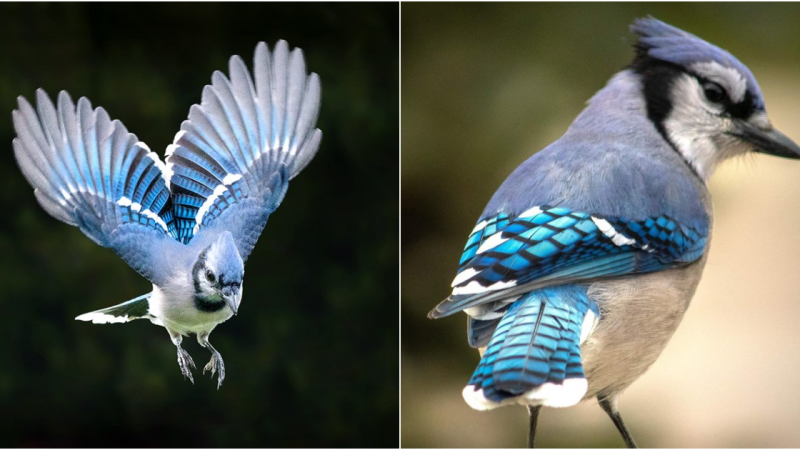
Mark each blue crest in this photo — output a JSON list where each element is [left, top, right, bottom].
[[206, 232, 244, 283], [632, 17, 764, 109]]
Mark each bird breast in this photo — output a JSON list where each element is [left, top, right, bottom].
[[149, 281, 234, 336]]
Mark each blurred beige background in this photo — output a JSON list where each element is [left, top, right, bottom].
[[401, 3, 800, 448]]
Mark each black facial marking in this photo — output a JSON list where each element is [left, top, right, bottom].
[[727, 89, 758, 119], [693, 75, 758, 120], [631, 57, 683, 150], [630, 56, 705, 179], [194, 295, 227, 313], [631, 54, 762, 180], [632, 53, 760, 122], [191, 248, 210, 294], [192, 250, 226, 312], [216, 273, 241, 288]]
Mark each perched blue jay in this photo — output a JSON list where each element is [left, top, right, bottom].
[[12, 41, 321, 388], [429, 18, 800, 447]]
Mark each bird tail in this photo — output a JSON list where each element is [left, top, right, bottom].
[[75, 293, 153, 324], [462, 285, 599, 410]]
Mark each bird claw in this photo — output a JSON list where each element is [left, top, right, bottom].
[[177, 346, 196, 384], [204, 350, 225, 389]]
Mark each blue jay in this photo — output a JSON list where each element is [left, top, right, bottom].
[[429, 18, 800, 447], [12, 41, 321, 388]]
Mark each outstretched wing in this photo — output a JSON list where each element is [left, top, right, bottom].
[[13, 90, 181, 286], [429, 205, 708, 319], [165, 40, 321, 260]]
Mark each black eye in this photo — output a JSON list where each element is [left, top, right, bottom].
[[702, 82, 726, 104], [206, 271, 216, 283]]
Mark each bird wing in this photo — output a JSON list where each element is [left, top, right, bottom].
[[13, 90, 182, 286], [429, 205, 707, 319], [164, 41, 321, 261]]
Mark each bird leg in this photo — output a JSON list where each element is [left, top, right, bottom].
[[168, 330, 196, 383], [527, 405, 542, 448], [599, 396, 638, 448], [197, 332, 225, 389]]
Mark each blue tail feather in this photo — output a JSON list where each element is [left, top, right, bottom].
[[466, 285, 596, 405]]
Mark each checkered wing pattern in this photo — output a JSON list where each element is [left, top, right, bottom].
[[12, 90, 181, 285], [459, 213, 511, 269], [165, 41, 321, 259], [429, 205, 706, 318]]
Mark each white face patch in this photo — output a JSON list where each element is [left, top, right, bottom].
[[690, 61, 747, 104], [663, 73, 748, 180], [197, 267, 219, 297]]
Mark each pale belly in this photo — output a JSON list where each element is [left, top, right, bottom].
[[580, 257, 707, 400]]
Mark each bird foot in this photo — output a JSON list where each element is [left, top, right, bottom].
[[177, 346, 196, 383], [204, 350, 226, 389]]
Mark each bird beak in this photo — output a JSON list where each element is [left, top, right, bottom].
[[222, 285, 240, 315], [732, 115, 800, 159]]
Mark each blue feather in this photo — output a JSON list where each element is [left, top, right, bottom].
[[456, 206, 705, 292], [631, 17, 763, 109], [432, 205, 707, 319], [466, 285, 597, 403]]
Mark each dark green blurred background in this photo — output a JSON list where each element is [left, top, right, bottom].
[[403, 3, 800, 448], [0, 3, 398, 447]]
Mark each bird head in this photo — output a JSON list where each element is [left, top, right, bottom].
[[630, 17, 800, 180], [193, 231, 244, 314]]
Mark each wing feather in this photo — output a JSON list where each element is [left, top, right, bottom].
[[165, 41, 321, 258], [431, 206, 708, 319], [229, 55, 261, 162], [13, 90, 181, 284], [254, 42, 273, 155]]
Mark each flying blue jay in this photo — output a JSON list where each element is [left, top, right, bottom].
[[12, 41, 321, 388], [429, 18, 800, 447]]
